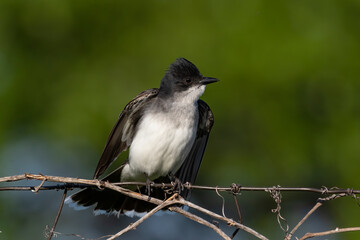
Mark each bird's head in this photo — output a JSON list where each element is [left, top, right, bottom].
[[159, 58, 218, 100]]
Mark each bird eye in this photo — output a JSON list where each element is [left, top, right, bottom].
[[185, 78, 192, 84]]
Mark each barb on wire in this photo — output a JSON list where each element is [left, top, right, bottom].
[[229, 183, 243, 239]]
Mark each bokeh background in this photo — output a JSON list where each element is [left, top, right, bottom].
[[1, 0, 359, 239]]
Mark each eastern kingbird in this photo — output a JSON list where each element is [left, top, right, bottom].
[[66, 58, 218, 217]]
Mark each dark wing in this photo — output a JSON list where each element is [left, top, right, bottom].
[[175, 99, 214, 197], [93, 88, 159, 179]]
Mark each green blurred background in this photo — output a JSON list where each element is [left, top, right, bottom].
[[0, 0, 359, 239]]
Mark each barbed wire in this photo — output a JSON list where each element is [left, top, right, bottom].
[[2, 174, 360, 195], [1, 173, 360, 240]]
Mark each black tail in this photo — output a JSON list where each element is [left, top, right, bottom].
[[66, 166, 174, 217]]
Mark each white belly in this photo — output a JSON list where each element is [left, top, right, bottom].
[[121, 110, 198, 181]]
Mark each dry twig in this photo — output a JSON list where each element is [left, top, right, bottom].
[[107, 194, 179, 240], [299, 227, 360, 240], [286, 191, 359, 240], [46, 189, 68, 240], [285, 202, 322, 240]]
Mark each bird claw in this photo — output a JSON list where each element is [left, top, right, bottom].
[[170, 177, 183, 195], [145, 178, 154, 201]]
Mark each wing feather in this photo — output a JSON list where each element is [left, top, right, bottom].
[[175, 99, 214, 198], [93, 88, 159, 178]]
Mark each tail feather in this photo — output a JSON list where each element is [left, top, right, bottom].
[[66, 166, 178, 217]]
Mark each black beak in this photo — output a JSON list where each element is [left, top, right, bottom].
[[200, 77, 219, 85]]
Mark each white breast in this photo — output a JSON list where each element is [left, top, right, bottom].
[[121, 85, 205, 182], [120, 107, 198, 182]]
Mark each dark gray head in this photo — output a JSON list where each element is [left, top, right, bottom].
[[159, 58, 218, 99]]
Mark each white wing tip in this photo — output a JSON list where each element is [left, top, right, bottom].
[[124, 210, 147, 218], [92, 209, 148, 218], [65, 196, 90, 211]]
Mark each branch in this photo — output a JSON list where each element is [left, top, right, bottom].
[[174, 198, 268, 240], [285, 202, 322, 240], [168, 205, 233, 240], [47, 189, 67, 240], [299, 227, 360, 240], [106, 194, 232, 240], [285, 193, 357, 240], [107, 194, 179, 240]]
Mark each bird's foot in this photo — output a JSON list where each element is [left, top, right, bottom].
[[170, 177, 183, 195], [145, 178, 154, 201]]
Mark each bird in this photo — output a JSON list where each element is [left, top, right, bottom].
[[65, 58, 218, 217]]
